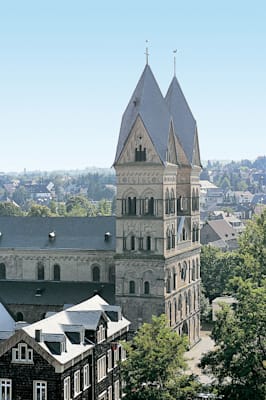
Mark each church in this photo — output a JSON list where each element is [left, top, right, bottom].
[[0, 61, 201, 344]]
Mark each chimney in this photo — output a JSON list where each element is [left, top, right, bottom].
[[35, 329, 42, 342]]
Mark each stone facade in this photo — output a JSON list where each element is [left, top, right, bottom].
[[0, 250, 115, 283], [114, 64, 201, 344], [0, 63, 201, 346]]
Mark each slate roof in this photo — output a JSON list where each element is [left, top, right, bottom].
[[22, 294, 130, 365], [114, 64, 172, 164], [251, 193, 266, 205], [201, 219, 238, 246], [165, 77, 199, 165], [0, 216, 115, 251], [0, 281, 115, 306], [0, 302, 15, 331], [114, 64, 200, 167], [0, 295, 130, 370]]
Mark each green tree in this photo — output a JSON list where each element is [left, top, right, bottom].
[[65, 195, 96, 216], [97, 199, 112, 215], [27, 203, 53, 217], [0, 201, 24, 216], [200, 211, 266, 399], [236, 211, 266, 285], [200, 245, 241, 301], [121, 315, 199, 400], [200, 281, 266, 399]]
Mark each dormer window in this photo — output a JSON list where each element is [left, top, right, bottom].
[[48, 231, 56, 239], [135, 145, 146, 161], [97, 324, 106, 343], [12, 343, 33, 363]]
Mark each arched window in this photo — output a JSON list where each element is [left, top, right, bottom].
[[177, 195, 184, 212], [194, 287, 197, 310], [37, 262, 44, 281], [170, 189, 175, 214], [196, 188, 199, 211], [195, 224, 199, 242], [16, 312, 24, 322], [0, 263, 6, 279], [144, 281, 150, 295], [178, 295, 182, 319], [173, 271, 176, 290], [192, 225, 196, 242], [92, 266, 100, 282], [192, 188, 196, 211], [167, 228, 171, 250], [131, 235, 135, 250], [196, 258, 200, 279], [168, 301, 172, 326], [181, 262, 187, 281], [146, 236, 151, 251], [144, 197, 154, 216], [192, 260, 196, 281], [188, 290, 192, 314], [184, 292, 188, 316], [128, 197, 136, 215], [166, 271, 171, 293], [53, 264, 60, 281], [129, 280, 135, 294], [174, 298, 177, 324], [109, 265, 115, 283], [165, 189, 170, 215], [171, 225, 175, 248], [135, 144, 146, 161]]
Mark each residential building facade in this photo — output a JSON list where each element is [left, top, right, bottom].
[[0, 295, 130, 400]]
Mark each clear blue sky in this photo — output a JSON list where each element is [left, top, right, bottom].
[[0, 1, 265, 172]]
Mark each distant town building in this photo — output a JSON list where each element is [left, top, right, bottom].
[[200, 219, 239, 251]]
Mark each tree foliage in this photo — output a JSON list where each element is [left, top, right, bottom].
[[121, 315, 199, 400], [0, 201, 24, 216], [200, 245, 241, 301], [200, 282, 266, 399], [27, 203, 53, 217], [65, 195, 97, 216], [200, 211, 266, 399]]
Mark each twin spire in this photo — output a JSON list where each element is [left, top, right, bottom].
[[114, 59, 201, 168]]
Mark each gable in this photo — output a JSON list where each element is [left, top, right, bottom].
[[192, 128, 201, 167], [166, 125, 178, 165], [116, 116, 162, 165], [173, 128, 190, 166], [0, 330, 58, 370]]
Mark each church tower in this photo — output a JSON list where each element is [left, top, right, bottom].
[[113, 63, 201, 344]]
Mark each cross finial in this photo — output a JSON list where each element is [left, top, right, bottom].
[[145, 40, 149, 65], [173, 49, 177, 77]]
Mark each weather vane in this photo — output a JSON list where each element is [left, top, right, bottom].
[[145, 40, 149, 65], [173, 49, 177, 77]]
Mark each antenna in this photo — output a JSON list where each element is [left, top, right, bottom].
[[173, 49, 177, 77], [145, 40, 149, 65]]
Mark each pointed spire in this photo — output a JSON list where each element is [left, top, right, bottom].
[[165, 76, 200, 166], [114, 64, 171, 165]]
